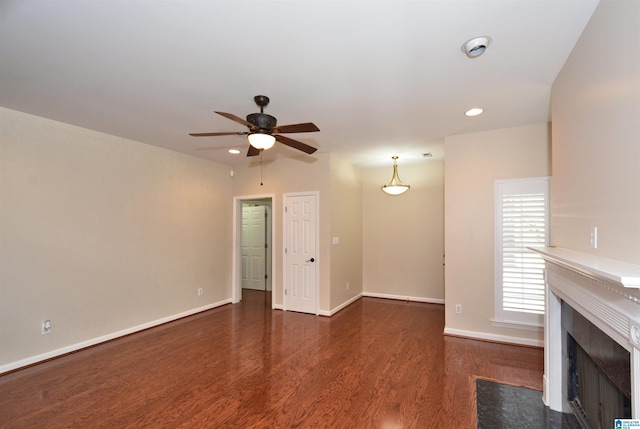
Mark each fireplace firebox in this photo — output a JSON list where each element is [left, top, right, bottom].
[[563, 301, 631, 427]]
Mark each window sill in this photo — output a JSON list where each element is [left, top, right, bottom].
[[491, 319, 543, 332]]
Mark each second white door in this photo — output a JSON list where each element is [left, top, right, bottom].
[[284, 193, 318, 314], [242, 204, 267, 290]]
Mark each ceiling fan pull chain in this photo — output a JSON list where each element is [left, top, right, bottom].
[[260, 150, 264, 186]]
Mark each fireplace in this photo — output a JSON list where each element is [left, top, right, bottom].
[[564, 302, 632, 426], [530, 247, 640, 421]]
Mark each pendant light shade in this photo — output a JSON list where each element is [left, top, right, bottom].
[[248, 133, 276, 150], [381, 156, 410, 195]]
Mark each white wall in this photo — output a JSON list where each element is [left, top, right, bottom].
[[550, 0, 640, 264], [0, 108, 233, 370], [444, 123, 550, 346], [362, 158, 444, 302]]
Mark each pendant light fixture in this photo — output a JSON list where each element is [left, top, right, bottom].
[[381, 156, 410, 195]]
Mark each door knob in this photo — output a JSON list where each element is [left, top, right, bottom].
[[306, 257, 315, 263]]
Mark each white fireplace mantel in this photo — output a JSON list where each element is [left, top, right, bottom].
[[533, 247, 640, 290], [530, 246, 640, 419]]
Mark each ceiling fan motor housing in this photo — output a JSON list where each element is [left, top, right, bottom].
[[247, 113, 277, 131]]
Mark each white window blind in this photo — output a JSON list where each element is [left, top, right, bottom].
[[494, 177, 549, 328]]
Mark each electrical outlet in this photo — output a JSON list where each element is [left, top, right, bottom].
[[197, 288, 203, 296], [346, 282, 350, 290], [41, 320, 52, 335], [455, 304, 462, 314]]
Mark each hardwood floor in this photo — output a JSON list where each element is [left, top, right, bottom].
[[0, 290, 543, 428]]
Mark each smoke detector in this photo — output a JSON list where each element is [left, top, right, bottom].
[[461, 36, 492, 58]]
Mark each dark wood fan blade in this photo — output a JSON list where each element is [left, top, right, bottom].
[[274, 122, 320, 133], [247, 145, 261, 157], [215, 111, 255, 129], [189, 132, 248, 137], [275, 135, 317, 154]]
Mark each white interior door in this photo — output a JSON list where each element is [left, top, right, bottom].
[[242, 205, 266, 290], [284, 193, 318, 314]]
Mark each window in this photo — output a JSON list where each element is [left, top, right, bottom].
[[494, 177, 549, 329]]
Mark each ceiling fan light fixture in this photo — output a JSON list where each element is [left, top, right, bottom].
[[381, 156, 410, 196], [461, 36, 492, 58], [190, 95, 318, 156], [248, 133, 276, 150]]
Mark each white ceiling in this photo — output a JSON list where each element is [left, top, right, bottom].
[[0, 0, 598, 167]]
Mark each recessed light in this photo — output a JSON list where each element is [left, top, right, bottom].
[[228, 149, 241, 154], [465, 108, 484, 117]]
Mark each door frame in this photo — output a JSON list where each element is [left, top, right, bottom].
[[283, 191, 320, 315], [232, 193, 276, 305], [241, 202, 272, 291]]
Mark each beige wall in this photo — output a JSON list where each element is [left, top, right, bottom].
[[0, 108, 233, 369], [1, 118, 365, 369], [444, 123, 550, 345], [329, 154, 363, 310], [231, 152, 365, 314], [362, 158, 444, 302], [550, 0, 640, 264], [230, 153, 330, 310]]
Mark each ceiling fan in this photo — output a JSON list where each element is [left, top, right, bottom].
[[189, 95, 319, 157]]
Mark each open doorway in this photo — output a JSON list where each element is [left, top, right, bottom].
[[232, 194, 275, 306]]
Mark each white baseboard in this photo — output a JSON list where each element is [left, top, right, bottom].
[[443, 327, 543, 348], [0, 298, 233, 375], [363, 292, 445, 305], [318, 293, 363, 316], [279, 292, 444, 317], [317, 292, 444, 317]]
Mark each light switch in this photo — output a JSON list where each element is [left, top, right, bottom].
[[332, 236, 340, 245]]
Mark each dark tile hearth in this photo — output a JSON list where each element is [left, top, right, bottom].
[[476, 379, 580, 429]]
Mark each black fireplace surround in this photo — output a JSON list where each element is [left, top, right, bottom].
[[562, 301, 632, 427]]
